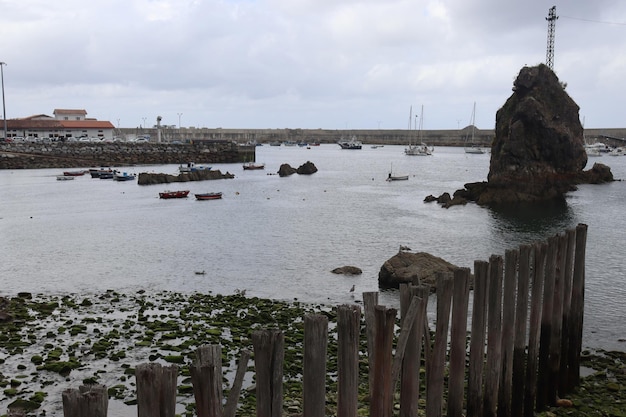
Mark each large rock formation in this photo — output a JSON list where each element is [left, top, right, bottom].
[[427, 64, 613, 207]]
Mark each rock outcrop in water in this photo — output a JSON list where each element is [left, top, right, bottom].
[[137, 169, 234, 185], [426, 64, 613, 207], [278, 161, 318, 177], [378, 251, 461, 290]]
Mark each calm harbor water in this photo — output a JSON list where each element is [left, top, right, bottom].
[[1, 145, 625, 352]]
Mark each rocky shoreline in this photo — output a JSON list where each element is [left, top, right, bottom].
[[0, 291, 624, 416]]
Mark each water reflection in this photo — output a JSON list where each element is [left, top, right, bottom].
[[486, 199, 577, 248]]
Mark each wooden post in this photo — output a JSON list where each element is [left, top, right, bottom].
[[559, 228, 576, 394], [223, 350, 251, 417], [567, 224, 587, 387], [337, 304, 361, 417], [370, 305, 397, 417], [303, 314, 328, 417], [483, 255, 503, 417], [537, 236, 558, 411], [511, 244, 532, 417], [252, 330, 285, 417], [191, 345, 224, 417], [363, 291, 379, 401], [467, 260, 489, 417], [447, 268, 471, 417], [426, 273, 453, 417], [136, 363, 178, 417], [498, 249, 519, 417], [393, 294, 421, 387], [62, 384, 109, 417], [399, 286, 428, 417], [548, 233, 568, 402], [524, 242, 547, 417]]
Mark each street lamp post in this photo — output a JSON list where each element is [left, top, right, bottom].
[[0, 62, 7, 141], [177, 113, 182, 141]]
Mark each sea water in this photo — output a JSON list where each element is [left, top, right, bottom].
[[1, 145, 625, 351]]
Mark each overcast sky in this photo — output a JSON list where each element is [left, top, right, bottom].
[[1, 1, 624, 130]]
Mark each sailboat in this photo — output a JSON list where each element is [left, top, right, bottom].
[[464, 102, 485, 154], [386, 163, 409, 181], [405, 105, 433, 156]]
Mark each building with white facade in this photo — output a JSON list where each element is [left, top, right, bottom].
[[4, 109, 115, 141]]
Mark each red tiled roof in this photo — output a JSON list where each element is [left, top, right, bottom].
[[60, 120, 115, 129], [6, 119, 115, 130]]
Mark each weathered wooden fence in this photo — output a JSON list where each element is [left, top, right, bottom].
[[8, 224, 588, 417]]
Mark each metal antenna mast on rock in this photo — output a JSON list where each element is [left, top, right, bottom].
[[545, 6, 558, 70]]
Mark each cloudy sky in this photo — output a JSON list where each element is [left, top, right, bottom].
[[1, 0, 624, 130]]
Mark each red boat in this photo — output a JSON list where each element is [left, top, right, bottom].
[[63, 170, 86, 176], [159, 190, 190, 199], [195, 192, 223, 200]]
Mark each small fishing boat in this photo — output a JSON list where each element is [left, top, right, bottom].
[[243, 162, 265, 170], [89, 168, 114, 178], [179, 162, 212, 173], [57, 175, 75, 181], [195, 192, 223, 200], [159, 190, 190, 199], [113, 172, 136, 181], [387, 174, 409, 181], [338, 135, 362, 149], [386, 163, 409, 181], [63, 170, 86, 176]]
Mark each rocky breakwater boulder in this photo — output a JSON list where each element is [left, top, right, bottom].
[[378, 251, 461, 290], [426, 64, 613, 207], [137, 169, 234, 185], [278, 161, 318, 177]]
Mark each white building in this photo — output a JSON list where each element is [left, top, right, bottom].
[[4, 109, 116, 141]]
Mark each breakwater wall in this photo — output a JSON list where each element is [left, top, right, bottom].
[[126, 127, 496, 147], [0, 141, 255, 170], [122, 127, 626, 147]]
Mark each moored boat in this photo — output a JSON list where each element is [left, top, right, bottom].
[[159, 190, 190, 199], [89, 168, 114, 178], [179, 162, 212, 173], [56, 175, 75, 181], [405, 105, 433, 156], [195, 192, 223, 200], [338, 135, 362, 149], [113, 172, 136, 181], [63, 170, 86, 176], [243, 162, 265, 170], [463, 103, 485, 154]]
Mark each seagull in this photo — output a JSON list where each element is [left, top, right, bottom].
[[349, 284, 355, 293]]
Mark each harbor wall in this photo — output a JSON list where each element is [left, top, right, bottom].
[[123, 127, 626, 147], [0, 141, 255, 170]]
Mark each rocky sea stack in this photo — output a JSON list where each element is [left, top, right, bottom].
[[428, 64, 613, 207]]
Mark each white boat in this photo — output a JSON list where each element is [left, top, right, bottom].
[[338, 135, 362, 150], [179, 162, 212, 173], [386, 163, 409, 181], [113, 172, 137, 181], [609, 147, 625, 156], [464, 102, 485, 154], [56, 175, 74, 181], [405, 105, 433, 156]]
